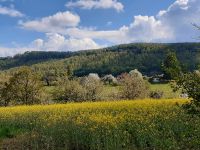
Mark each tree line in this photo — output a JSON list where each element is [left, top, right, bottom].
[[0, 43, 200, 77]]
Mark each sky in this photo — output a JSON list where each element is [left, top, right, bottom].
[[0, 0, 200, 57]]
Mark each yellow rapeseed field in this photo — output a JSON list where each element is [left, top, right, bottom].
[[0, 99, 200, 150]]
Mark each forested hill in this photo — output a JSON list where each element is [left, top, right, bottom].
[[0, 51, 73, 70], [1, 43, 200, 76]]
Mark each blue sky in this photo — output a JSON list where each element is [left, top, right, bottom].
[[0, 0, 200, 56]]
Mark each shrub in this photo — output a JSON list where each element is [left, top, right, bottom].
[[173, 71, 200, 115], [150, 91, 164, 99], [54, 79, 86, 102], [121, 72, 149, 100]]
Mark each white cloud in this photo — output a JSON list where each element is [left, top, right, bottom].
[[63, 15, 172, 43], [64, 0, 200, 43], [23, 0, 197, 43], [34, 33, 101, 51], [0, 5, 24, 17], [22, 0, 200, 44], [66, 0, 124, 12], [157, 0, 200, 42], [20, 11, 80, 32], [0, 33, 102, 57], [126, 15, 173, 42], [31, 39, 44, 48], [0, 47, 33, 57], [3, 0, 200, 57]]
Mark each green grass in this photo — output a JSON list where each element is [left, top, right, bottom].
[[150, 83, 180, 98], [42, 83, 179, 102], [0, 127, 22, 139], [101, 83, 179, 100]]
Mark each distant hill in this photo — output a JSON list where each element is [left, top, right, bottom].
[[0, 43, 200, 76], [0, 51, 73, 70]]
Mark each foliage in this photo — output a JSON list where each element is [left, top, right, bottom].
[[102, 74, 118, 86], [150, 83, 180, 98], [53, 79, 86, 102], [54, 73, 103, 102], [1, 99, 200, 149], [0, 67, 42, 106], [121, 71, 149, 99], [0, 51, 72, 70], [0, 43, 199, 77], [41, 69, 68, 86], [150, 90, 164, 99], [162, 51, 182, 80], [129, 69, 143, 79], [173, 71, 200, 115], [80, 74, 103, 101]]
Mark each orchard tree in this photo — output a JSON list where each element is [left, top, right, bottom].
[[129, 69, 143, 79], [80, 73, 103, 101], [0, 67, 42, 106], [162, 51, 182, 80], [121, 70, 149, 100], [102, 74, 118, 85]]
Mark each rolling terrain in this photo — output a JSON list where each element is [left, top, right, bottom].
[[0, 43, 200, 76]]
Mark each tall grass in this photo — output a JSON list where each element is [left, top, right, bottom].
[[0, 99, 200, 149]]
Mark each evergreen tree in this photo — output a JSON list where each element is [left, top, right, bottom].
[[162, 51, 182, 80]]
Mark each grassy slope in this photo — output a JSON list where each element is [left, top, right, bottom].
[[1, 99, 200, 150]]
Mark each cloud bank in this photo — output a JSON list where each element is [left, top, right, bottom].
[[1, 0, 200, 56], [21, 0, 200, 44], [0, 33, 100, 57]]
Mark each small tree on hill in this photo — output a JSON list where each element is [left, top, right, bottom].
[[162, 51, 182, 80]]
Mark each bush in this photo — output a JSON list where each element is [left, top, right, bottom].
[[173, 71, 200, 115], [121, 72, 149, 100], [53, 79, 86, 102], [150, 91, 164, 99]]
